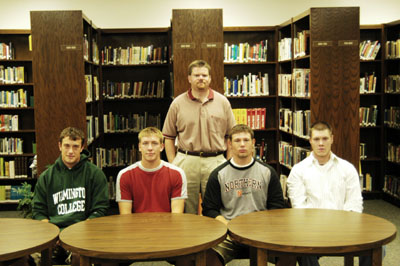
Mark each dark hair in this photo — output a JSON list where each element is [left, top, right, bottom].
[[188, 60, 211, 75], [310, 121, 332, 137], [228, 124, 254, 140], [59, 127, 85, 146]]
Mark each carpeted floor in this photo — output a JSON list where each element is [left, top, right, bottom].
[[1, 199, 398, 265]]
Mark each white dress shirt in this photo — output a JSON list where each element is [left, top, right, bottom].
[[287, 152, 363, 213]]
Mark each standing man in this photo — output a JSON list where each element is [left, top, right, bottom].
[[116, 127, 187, 213], [162, 59, 236, 214], [32, 127, 109, 265], [287, 121, 371, 266], [202, 124, 286, 266]]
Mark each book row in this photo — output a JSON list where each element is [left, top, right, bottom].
[[386, 75, 400, 93], [360, 172, 373, 192], [387, 143, 400, 163], [278, 68, 310, 97], [360, 72, 377, 94], [383, 175, 400, 199], [101, 45, 169, 65], [223, 40, 268, 63], [224, 73, 269, 97], [384, 107, 400, 128], [0, 137, 23, 155], [0, 42, 13, 60], [95, 146, 139, 169], [279, 108, 311, 139], [359, 40, 381, 60], [102, 80, 166, 99], [293, 30, 310, 58], [86, 116, 99, 145], [232, 108, 266, 130], [83, 34, 100, 64], [0, 185, 23, 201], [0, 89, 31, 108], [385, 39, 400, 59], [254, 139, 267, 162], [279, 174, 288, 200], [85, 75, 100, 102], [360, 105, 378, 127], [279, 141, 311, 168], [0, 66, 25, 84], [0, 156, 29, 179], [0, 114, 18, 131], [278, 38, 292, 61], [103, 112, 161, 133]]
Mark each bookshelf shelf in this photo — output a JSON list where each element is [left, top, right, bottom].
[[0, 30, 35, 205], [277, 8, 360, 188]]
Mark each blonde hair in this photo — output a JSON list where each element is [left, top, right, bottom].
[[138, 127, 164, 143], [188, 60, 211, 75]]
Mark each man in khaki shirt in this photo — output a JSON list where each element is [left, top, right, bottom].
[[162, 59, 236, 214]]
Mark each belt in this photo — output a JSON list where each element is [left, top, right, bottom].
[[177, 149, 224, 157]]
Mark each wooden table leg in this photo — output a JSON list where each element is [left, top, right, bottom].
[[372, 247, 382, 266], [249, 247, 267, 266], [195, 250, 206, 266], [79, 255, 91, 266], [344, 255, 354, 266], [41, 248, 52, 266]]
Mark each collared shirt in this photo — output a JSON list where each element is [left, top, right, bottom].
[[287, 152, 363, 213], [162, 88, 236, 152]]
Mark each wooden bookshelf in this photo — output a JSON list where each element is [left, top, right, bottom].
[[359, 25, 384, 196], [98, 28, 172, 179], [277, 7, 360, 177], [0, 29, 35, 205], [382, 20, 400, 207], [31, 11, 91, 174], [223, 26, 278, 166], [172, 9, 223, 96]]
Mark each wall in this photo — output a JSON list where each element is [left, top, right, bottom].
[[0, 0, 399, 29]]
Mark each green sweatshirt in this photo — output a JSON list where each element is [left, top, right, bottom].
[[32, 150, 109, 228]]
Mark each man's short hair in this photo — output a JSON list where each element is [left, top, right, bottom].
[[138, 127, 164, 144], [228, 124, 254, 140], [59, 127, 85, 146], [310, 121, 333, 137], [188, 60, 211, 75]]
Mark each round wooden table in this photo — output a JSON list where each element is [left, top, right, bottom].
[[60, 213, 227, 265], [228, 209, 397, 266], [0, 218, 60, 266]]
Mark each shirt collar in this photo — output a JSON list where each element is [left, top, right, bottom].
[[188, 88, 214, 101], [310, 151, 338, 165]]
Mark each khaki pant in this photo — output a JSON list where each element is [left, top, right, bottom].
[[173, 152, 226, 214]]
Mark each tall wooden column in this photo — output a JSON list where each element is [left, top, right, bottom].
[[172, 9, 224, 96]]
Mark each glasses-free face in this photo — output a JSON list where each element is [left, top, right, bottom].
[[229, 132, 255, 162], [309, 129, 333, 162], [188, 67, 211, 92], [139, 135, 164, 164], [58, 136, 84, 168]]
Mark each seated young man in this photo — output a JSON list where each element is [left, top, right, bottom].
[[32, 127, 109, 265], [202, 124, 289, 266], [116, 126, 187, 214]]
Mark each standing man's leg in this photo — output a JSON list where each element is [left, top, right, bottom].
[[173, 153, 201, 214], [200, 155, 226, 202]]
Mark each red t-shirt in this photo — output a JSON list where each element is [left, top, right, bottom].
[[116, 161, 187, 213]]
